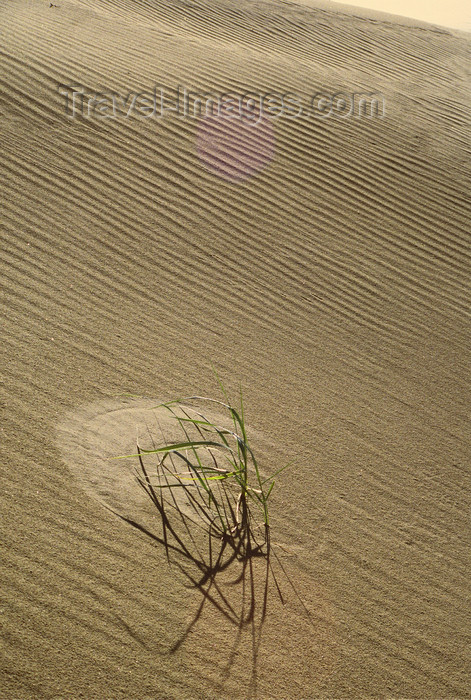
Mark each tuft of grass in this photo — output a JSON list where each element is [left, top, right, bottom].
[[117, 381, 291, 562]]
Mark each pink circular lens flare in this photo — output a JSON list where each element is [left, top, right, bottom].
[[196, 114, 275, 182]]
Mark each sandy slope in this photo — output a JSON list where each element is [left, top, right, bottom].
[[1, 0, 470, 697]]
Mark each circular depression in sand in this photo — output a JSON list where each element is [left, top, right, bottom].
[[56, 396, 236, 529], [55, 396, 339, 677]]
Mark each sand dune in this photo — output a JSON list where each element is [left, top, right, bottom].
[[1, 0, 470, 697]]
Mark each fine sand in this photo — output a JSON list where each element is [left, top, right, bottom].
[[1, 0, 470, 697]]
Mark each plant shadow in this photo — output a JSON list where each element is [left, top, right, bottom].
[[108, 397, 308, 693], [110, 463, 288, 690]]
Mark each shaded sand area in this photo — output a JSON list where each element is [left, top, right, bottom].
[[1, 0, 470, 697]]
